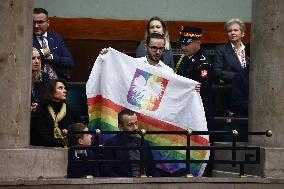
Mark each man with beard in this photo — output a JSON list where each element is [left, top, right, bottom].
[[100, 33, 200, 91], [135, 33, 173, 73], [33, 8, 74, 80], [101, 109, 159, 177], [101, 33, 173, 73]]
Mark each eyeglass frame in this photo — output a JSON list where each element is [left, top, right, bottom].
[[33, 20, 48, 25], [146, 45, 165, 53]]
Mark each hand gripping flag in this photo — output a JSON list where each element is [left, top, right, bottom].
[[86, 48, 209, 176]]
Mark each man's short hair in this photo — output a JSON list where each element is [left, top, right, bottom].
[[118, 109, 136, 125], [67, 123, 87, 147], [33, 8, 48, 17], [146, 33, 165, 46]]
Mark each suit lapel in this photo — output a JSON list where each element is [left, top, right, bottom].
[[32, 35, 41, 49], [47, 32, 55, 50], [225, 43, 242, 70]]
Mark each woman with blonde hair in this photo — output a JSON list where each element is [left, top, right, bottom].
[[31, 47, 49, 111], [213, 18, 249, 83], [136, 16, 174, 69]]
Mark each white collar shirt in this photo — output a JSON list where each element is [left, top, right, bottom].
[[135, 56, 174, 73]]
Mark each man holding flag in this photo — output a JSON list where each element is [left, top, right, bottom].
[[87, 33, 209, 177], [100, 33, 201, 92]]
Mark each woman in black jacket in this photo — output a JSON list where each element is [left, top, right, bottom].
[[31, 79, 80, 147]]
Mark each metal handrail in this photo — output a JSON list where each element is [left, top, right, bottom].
[[68, 129, 272, 177]]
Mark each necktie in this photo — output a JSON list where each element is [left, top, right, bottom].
[[40, 36, 58, 79], [40, 36, 47, 49]]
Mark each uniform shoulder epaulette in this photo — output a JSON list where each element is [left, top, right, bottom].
[[199, 54, 206, 61]]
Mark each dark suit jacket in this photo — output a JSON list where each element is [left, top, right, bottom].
[[213, 42, 249, 82], [101, 135, 159, 177], [176, 49, 214, 130], [31, 71, 49, 103], [31, 101, 80, 147], [33, 32, 75, 80], [67, 149, 100, 178], [231, 65, 249, 116]]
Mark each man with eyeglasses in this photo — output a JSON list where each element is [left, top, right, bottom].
[[33, 8, 74, 80], [100, 33, 173, 73], [135, 33, 173, 73], [100, 33, 200, 91]]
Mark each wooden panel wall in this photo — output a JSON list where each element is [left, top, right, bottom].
[[48, 17, 251, 82], [49, 17, 251, 43]]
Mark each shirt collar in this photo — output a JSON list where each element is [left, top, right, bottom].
[[74, 150, 87, 158], [36, 32, 47, 40], [231, 42, 245, 51], [144, 56, 163, 67]]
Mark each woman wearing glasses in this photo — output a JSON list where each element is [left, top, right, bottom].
[[136, 16, 174, 69]]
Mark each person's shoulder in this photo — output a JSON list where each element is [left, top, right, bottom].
[[159, 60, 174, 73], [138, 41, 145, 46], [34, 101, 49, 116], [47, 31, 63, 39], [196, 49, 208, 58], [192, 50, 208, 63], [141, 138, 150, 146], [135, 56, 147, 61], [215, 43, 230, 50], [104, 134, 119, 145]]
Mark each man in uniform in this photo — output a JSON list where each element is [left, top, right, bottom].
[[175, 26, 214, 132], [175, 26, 214, 177]]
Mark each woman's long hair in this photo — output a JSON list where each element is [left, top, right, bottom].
[[144, 16, 171, 50], [32, 47, 42, 85]]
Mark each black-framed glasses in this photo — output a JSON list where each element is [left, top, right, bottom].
[[33, 20, 47, 25], [147, 45, 165, 52]]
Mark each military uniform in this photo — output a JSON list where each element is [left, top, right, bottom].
[[175, 50, 214, 131]]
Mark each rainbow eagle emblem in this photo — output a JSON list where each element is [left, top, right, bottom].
[[87, 48, 209, 176], [127, 69, 168, 111]]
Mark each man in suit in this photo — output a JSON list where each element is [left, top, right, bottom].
[[33, 8, 74, 80], [175, 26, 214, 132], [101, 109, 159, 177]]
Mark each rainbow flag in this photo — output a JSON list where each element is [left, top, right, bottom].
[[86, 48, 209, 176]]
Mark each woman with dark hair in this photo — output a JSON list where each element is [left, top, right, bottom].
[[136, 16, 174, 69], [31, 79, 80, 147]]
